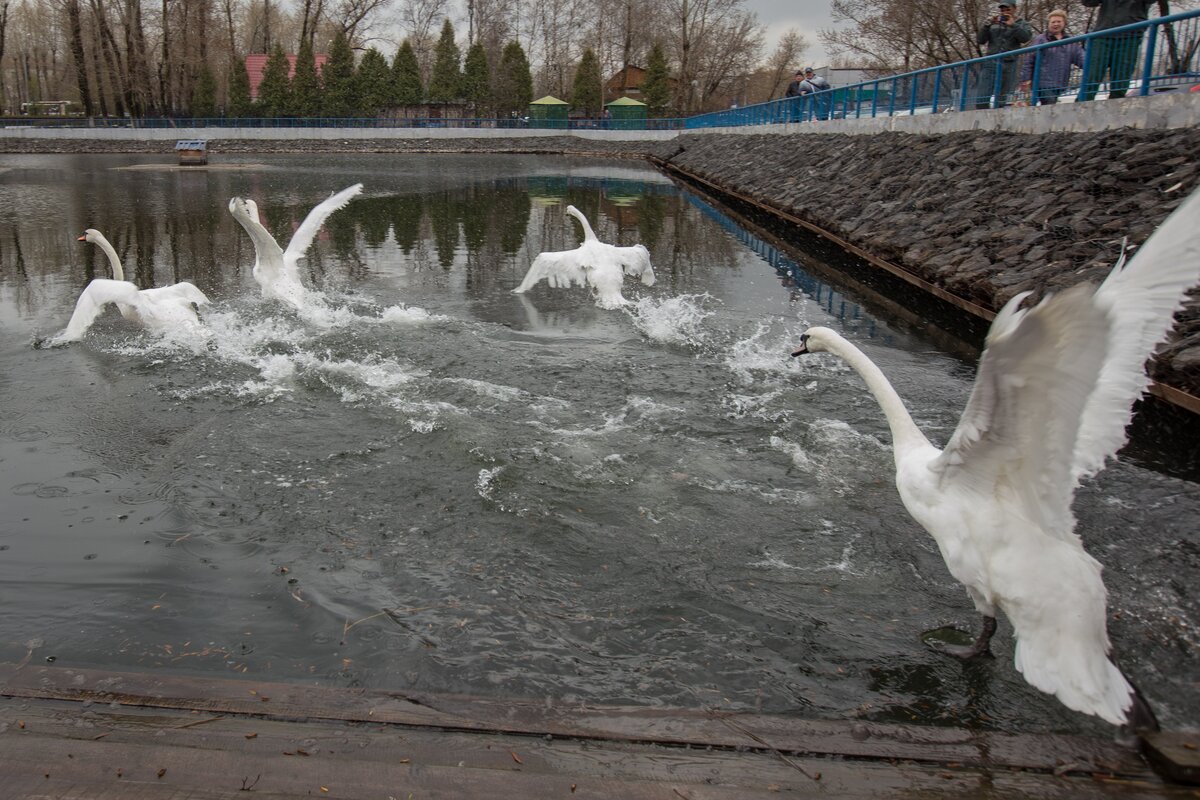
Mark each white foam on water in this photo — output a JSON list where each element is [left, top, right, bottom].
[[768, 435, 815, 471], [476, 466, 503, 500], [377, 304, 445, 324], [626, 294, 715, 345]]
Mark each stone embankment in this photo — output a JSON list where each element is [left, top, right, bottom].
[[3, 128, 1197, 397], [645, 129, 1200, 399]]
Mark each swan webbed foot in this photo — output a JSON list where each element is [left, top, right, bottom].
[[921, 615, 997, 660]]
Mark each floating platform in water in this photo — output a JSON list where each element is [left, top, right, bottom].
[[0, 663, 1192, 798]]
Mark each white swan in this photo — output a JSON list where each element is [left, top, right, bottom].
[[513, 205, 654, 309], [791, 187, 1200, 727], [53, 229, 209, 343], [228, 184, 363, 310]]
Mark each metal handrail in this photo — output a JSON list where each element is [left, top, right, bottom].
[[1, 114, 688, 131], [687, 8, 1200, 128]]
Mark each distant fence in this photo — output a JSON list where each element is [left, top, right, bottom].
[[0, 115, 687, 132], [688, 9, 1200, 128]]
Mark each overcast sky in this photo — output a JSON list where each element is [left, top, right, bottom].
[[744, 0, 838, 69]]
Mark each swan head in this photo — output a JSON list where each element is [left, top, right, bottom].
[[791, 326, 839, 357], [228, 197, 260, 224], [78, 228, 102, 244]]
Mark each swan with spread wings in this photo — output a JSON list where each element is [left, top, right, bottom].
[[53, 229, 209, 343], [514, 205, 654, 309], [792, 188, 1200, 728], [228, 184, 363, 310]]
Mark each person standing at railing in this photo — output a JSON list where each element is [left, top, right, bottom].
[[973, 3, 1034, 108], [1018, 9, 1085, 104], [1077, 0, 1156, 101], [798, 68, 833, 120], [785, 70, 807, 121]]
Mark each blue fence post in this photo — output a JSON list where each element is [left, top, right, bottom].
[[931, 69, 942, 113], [1140, 24, 1158, 96], [889, 77, 898, 116], [1079, 36, 1096, 100], [908, 75, 918, 114], [1031, 49, 1043, 104], [870, 80, 880, 117], [959, 64, 971, 111]]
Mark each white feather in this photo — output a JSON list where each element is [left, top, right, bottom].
[[513, 205, 655, 309], [228, 184, 363, 309], [793, 186, 1200, 725], [53, 229, 209, 343]]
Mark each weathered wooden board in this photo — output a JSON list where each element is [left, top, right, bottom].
[[2, 663, 1189, 798], [0, 663, 1149, 777], [1, 697, 1189, 800]]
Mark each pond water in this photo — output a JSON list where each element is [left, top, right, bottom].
[[0, 153, 1195, 736]]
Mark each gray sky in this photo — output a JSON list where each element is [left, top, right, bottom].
[[744, 0, 838, 68]]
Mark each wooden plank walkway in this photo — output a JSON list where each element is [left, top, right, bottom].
[[0, 664, 1192, 798]]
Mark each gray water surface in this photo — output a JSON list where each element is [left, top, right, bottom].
[[0, 153, 1195, 736]]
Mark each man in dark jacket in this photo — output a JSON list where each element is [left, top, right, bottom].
[[972, 2, 1034, 108], [785, 70, 805, 121], [1077, 0, 1156, 101]]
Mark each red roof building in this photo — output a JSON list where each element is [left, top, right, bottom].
[[245, 53, 329, 101]]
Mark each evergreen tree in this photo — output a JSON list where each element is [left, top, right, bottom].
[[322, 31, 358, 117], [356, 48, 392, 116], [492, 41, 532, 117], [427, 19, 462, 103], [571, 48, 602, 117], [257, 44, 292, 117], [392, 40, 424, 107], [461, 42, 491, 116], [642, 42, 672, 116], [228, 58, 254, 117], [289, 39, 322, 117], [190, 64, 217, 117]]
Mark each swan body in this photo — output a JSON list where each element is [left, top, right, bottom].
[[513, 205, 654, 309], [792, 187, 1200, 726], [228, 184, 363, 309], [55, 229, 209, 343]]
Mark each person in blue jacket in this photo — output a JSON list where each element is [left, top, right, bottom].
[[1019, 9, 1085, 104]]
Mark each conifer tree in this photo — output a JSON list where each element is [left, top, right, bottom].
[[228, 58, 253, 117], [571, 48, 602, 117], [392, 40, 424, 107], [257, 44, 292, 117], [642, 42, 672, 116], [357, 48, 393, 115], [492, 41, 532, 117], [461, 41, 491, 116], [190, 64, 217, 117], [427, 19, 462, 104], [289, 39, 322, 117], [322, 31, 358, 117]]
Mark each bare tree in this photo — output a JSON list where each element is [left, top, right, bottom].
[[663, 0, 763, 112], [397, 0, 448, 75], [762, 27, 808, 100]]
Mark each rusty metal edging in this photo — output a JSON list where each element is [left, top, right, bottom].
[[651, 156, 1200, 417]]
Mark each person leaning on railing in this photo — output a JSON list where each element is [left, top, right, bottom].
[[1018, 9, 1085, 105], [1077, 0, 1156, 101]]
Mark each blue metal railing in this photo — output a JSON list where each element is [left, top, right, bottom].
[[0, 114, 687, 131], [688, 9, 1200, 128]]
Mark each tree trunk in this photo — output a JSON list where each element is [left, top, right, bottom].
[[67, 0, 95, 114]]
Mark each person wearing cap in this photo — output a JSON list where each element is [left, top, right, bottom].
[[784, 70, 806, 121], [798, 67, 833, 120], [972, 2, 1033, 109], [1076, 0, 1156, 101], [1018, 9, 1085, 104]]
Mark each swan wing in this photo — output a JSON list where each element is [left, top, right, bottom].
[[141, 281, 209, 308], [513, 249, 589, 293], [283, 184, 364, 267], [1072, 188, 1200, 482], [55, 279, 144, 342], [931, 283, 1111, 544]]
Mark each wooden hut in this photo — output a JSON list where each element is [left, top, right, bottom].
[[175, 140, 208, 166]]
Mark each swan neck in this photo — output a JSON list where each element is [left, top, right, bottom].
[[569, 209, 598, 242], [93, 234, 125, 282], [831, 337, 928, 451]]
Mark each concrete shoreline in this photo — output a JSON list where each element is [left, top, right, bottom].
[[2, 92, 1197, 400]]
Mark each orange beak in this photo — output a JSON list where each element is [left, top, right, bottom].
[[77, 234, 87, 241]]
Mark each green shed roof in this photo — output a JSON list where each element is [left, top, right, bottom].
[[605, 97, 646, 107], [530, 95, 569, 105]]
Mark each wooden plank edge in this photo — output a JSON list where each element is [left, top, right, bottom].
[[0, 663, 1151, 780]]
